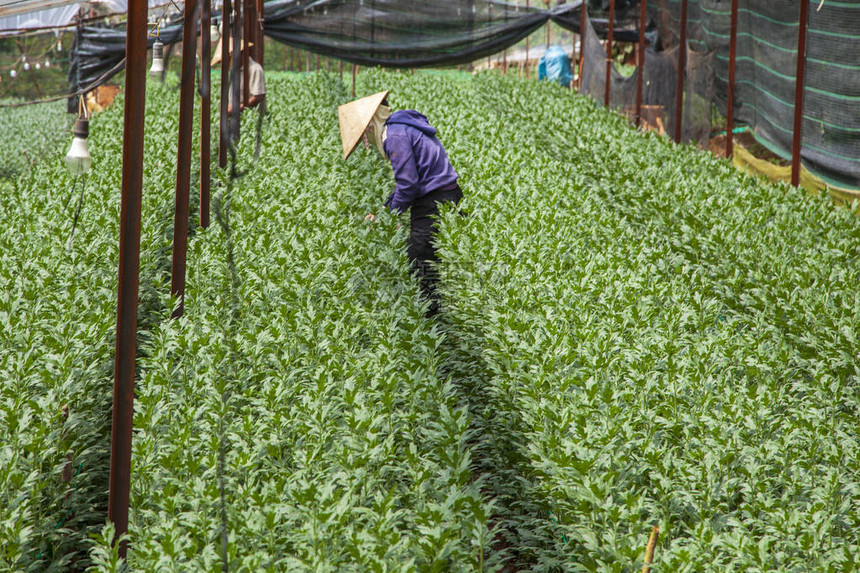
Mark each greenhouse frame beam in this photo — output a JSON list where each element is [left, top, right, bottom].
[[577, 0, 585, 90], [169, 0, 200, 318], [108, 0, 147, 557], [635, 0, 645, 127], [726, 0, 739, 158], [674, 0, 688, 144], [200, 0, 211, 228], [605, 0, 614, 107], [791, 0, 809, 188], [219, 0, 230, 167]]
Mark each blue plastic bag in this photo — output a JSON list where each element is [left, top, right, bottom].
[[538, 46, 574, 88]]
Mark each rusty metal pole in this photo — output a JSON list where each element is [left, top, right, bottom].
[[545, 0, 550, 49], [605, 0, 614, 107], [219, 0, 231, 167], [256, 0, 264, 66], [200, 0, 211, 228], [674, 0, 688, 143], [170, 0, 200, 319], [578, 0, 586, 90], [525, 0, 530, 78], [230, 0, 242, 142], [726, 0, 739, 158], [635, 0, 646, 126], [108, 0, 147, 557], [242, 0, 251, 107], [791, 0, 809, 188]]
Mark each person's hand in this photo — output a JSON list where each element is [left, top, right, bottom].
[[364, 213, 376, 222]]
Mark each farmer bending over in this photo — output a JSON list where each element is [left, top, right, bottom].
[[338, 91, 462, 316]]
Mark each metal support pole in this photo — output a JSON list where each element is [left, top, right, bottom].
[[200, 0, 211, 228], [170, 0, 199, 319], [578, 0, 586, 90], [635, 0, 646, 127], [242, 0, 250, 107], [726, 0, 739, 158], [230, 0, 241, 142], [545, 0, 551, 49], [605, 0, 614, 107], [525, 0, 530, 78], [339, 59, 343, 79], [352, 63, 356, 97], [218, 0, 230, 167], [256, 0, 264, 66], [791, 0, 809, 188], [674, 0, 688, 143], [503, 49, 507, 74], [108, 0, 147, 557]]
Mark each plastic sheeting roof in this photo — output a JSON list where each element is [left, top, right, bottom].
[[0, 0, 168, 33]]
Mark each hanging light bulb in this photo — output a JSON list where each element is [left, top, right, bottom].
[[65, 117, 92, 175], [45, 59, 51, 68], [210, 23, 220, 45], [10, 69, 17, 78], [35, 63, 41, 70], [149, 41, 165, 79], [24, 62, 30, 71]]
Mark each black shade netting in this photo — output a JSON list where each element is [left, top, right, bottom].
[[262, 0, 594, 68], [647, 0, 860, 188], [552, 0, 657, 43], [67, 17, 184, 111]]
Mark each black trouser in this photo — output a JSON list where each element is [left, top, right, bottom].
[[407, 184, 463, 306]]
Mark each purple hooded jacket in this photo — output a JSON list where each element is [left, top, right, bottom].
[[382, 110, 459, 213]]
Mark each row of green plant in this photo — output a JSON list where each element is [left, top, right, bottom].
[[85, 72, 496, 571], [375, 70, 858, 571], [6, 64, 859, 572], [0, 100, 70, 178], [0, 77, 194, 570]]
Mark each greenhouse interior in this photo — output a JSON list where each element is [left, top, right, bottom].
[[2, 0, 860, 570]]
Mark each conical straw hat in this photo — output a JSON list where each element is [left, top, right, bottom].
[[338, 90, 389, 159], [211, 36, 253, 66]]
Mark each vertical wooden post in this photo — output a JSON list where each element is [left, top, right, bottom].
[[109, 0, 147, 557], [635, 0, 646, 126], [170, 0, 199, 319], [726, 0, 739, 158], [674, 0, 688, 143], [791, 0, 809, 188], [218, 0, 231, 167], [200, 0, 211, 228], [605, 0, 615, 107], [578, 0, 586, 90]]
